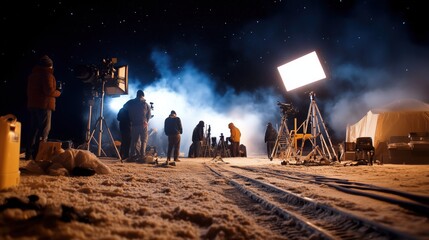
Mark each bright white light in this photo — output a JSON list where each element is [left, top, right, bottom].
[[277, 51, 326, 91], [108, 96, 129, 112]]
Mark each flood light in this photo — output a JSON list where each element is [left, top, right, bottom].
[[105, 65, 129, 96], [75, 59, 129, 96], [277, 51, 326, 91]]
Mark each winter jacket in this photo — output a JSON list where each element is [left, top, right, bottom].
[[192, 121, 204, 142], [27, 66, 61, 111], [124, 97, 151, 127], [117, 107, 130, 131], [164, 114, 183, 136], [228, 122, 241, 143], [264, 123, 278, 143]]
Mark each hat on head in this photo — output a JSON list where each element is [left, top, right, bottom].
[[137, 90, 144, 97], [171, 110, 176, 115], [38, 55, 53, 67]]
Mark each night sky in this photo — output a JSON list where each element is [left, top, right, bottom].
[[1, 0, 428, 155]]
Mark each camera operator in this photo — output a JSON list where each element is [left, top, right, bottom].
[[25, 55, 62, 160], [264, 122, 278, 159], [124, 90, 151, 162], [189, 121, 204, 158]]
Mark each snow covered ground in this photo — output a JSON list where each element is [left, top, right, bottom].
[[1, 156, 428, 239]]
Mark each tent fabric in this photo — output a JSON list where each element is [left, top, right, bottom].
[[346, 99, 429, 162], [346, 111, 379, 143], [372, 98, 429, 113]]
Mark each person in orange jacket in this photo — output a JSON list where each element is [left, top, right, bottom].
[[228, 122, 241, 157], [25, 55, 61, 160]]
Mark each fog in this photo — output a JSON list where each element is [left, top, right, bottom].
[[103, 50, 282, 156]]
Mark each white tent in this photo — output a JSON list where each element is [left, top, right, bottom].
[[346, 98, 429, 161]]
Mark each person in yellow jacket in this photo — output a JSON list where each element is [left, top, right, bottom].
[[228, 122, 241, 157]]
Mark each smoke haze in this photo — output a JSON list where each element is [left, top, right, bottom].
[[104, 50, 282, 156]]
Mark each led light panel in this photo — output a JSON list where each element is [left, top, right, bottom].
[[277, 51, 326, 91]]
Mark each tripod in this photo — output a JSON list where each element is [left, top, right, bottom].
[[270, 106, 299, 162], [84, 80, 121, 160], [299, 92, 337, 162], [212, 134, 230, 160]]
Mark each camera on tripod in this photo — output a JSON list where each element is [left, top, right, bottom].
[[74, 58, 127, 159], [277, 101, 297, 116], [74, 57, 129, 96]]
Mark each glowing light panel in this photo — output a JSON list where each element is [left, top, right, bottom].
[[277, 51, 326, 91]]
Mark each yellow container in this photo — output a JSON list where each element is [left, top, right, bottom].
[[0, 114, 21, 189]]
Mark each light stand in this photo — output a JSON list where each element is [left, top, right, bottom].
[[276, 51, 335, 165], [202, 125, 212, 157], [299, 91, 337, 162], [85, 97, 95, 146], [78, 92, 95, 150], [85, 80, 121, 160]]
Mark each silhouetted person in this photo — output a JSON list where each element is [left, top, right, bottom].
[[124, 90, 151, 162], [25, 55, 61, 160], [239, 144, 247, 157], [228, 122, 241, 157], [117, 107, 130, 160], [164, 110, 183, 162], [190, 120, 204, 157], [264, 122, 278, 159]]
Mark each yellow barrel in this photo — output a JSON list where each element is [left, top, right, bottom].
[[0, 114, 21, 189]]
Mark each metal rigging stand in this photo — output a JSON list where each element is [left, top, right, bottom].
[[299, 91, 337, 162], [270, 102, 299, 162]]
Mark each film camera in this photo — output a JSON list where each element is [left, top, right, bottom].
[[277, 101, 297, 116], [74, 58, 129, 96]]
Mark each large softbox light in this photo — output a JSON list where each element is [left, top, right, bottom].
[[277, 51, 326, 91]]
